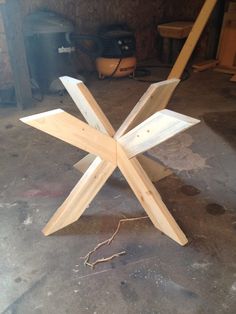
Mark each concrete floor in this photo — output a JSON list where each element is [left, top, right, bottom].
[[0, 69, 236, 314]]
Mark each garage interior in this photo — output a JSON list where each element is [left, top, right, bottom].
[[0, 0, 236, 313]]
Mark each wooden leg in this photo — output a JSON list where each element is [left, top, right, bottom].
[[117, 144, 188, 246], [73, 154, 96, 173], [136, 155, 172, 182], [43, 157, 116, 236], [74, 153, 172, 182]]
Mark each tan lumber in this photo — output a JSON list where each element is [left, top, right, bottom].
[[20, 109, 116, 164], [74, 153, 172, 182], [158, 21, 193, 39], [136, 155, 172, 182], [60, 76, 115, 136], [117, 144, 188, 246], [43, 157, 116, 235], [214, 65, 236, 74], [115, 79, 180, 138], [230, 74, 236, 82], [216, 12, 236, 68], [21, 76, 201, 246], [74, 154, 97, 172], [118, 109, 200, 158], [72, 78, 178, 179], [168, 0, 217, 79], [192, 59, 219, 72]]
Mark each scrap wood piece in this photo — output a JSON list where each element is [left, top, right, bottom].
[[230, 74, 236, 82], [82, 216, 148, 268], [192, 59, 219, 72]]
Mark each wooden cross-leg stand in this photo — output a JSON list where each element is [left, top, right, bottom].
[[21, 77, 199, 246]]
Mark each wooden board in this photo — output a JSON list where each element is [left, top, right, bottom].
[[43, 157, 116, 235], [117, 144, 188, 246], [158, 21, 193, 39], [21, 109, 116, 164], [60, 76, 115, 136], [136, 154, 172, 182], [115, 79, 180, 138], [230, 74, 236, 81], [192, 59, 219, 72], [74, 153, 172, 182], [118, 109, 200, 158], [216, 12, 236, 68], [168, 0, 217, 79], [214, 65, 236, 74]]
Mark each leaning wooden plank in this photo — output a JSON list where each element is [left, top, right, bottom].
[[43, 157, 116, 235], [118, 109, 200, 158], [117, 144, 188, 246], [115, 79, 180, 138], [168, 0, 217, 79], [60, 76, 115, 136], [20, 109, 116, 164]]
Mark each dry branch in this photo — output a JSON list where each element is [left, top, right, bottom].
[[81, 215, 149, 268]]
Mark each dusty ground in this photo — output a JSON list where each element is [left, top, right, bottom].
[[0, 69, 236, 314]]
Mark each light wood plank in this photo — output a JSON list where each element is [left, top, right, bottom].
[[20, 109, 116, 164], [230, 74, 236, 82], [74, 153, 172, 182], [117, 144, 188, 245], [43, 157, 116, 235], [74, 154, 97, 173], [115, 79, 180, 138], [137, 154, 172, 182], [168, 0, 217, 79], [118, 109, 200, 158], [216, 12, 236, 68], [60, 76, 115, 136]]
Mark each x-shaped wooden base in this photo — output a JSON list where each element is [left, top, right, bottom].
[[21, 77, 199, 246]]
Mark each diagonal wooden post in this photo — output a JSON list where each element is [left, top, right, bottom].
[[21, 79, 199, 246]]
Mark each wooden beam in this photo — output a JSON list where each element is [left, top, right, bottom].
[[20, 109, 117, 164], [136, 154, 172, 182], [74, 153, 172, 182], [43, 157, 116, 235], [118, 109, 200, 158], [115, 79, 180, 138], [1, 0, 33, 109], [60, 76, 115, 136], [117, 144, 188, 246], [168, 0, 217, 79]]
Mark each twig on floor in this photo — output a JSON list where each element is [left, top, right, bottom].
[[81, 215, 149, 268]]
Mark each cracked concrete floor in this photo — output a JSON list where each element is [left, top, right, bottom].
[[0, 69, 236, 314]]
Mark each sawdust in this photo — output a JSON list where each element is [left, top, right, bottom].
[[150, 133, 208, 172]]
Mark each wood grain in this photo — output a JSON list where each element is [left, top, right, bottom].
[[21, 109, 116, 164], [118, 109, 200, 158]]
